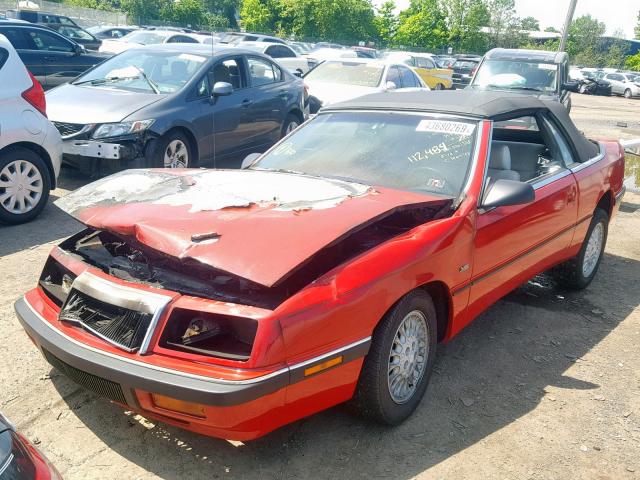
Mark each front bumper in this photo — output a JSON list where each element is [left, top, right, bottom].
[[63, 139, 123, 160], [15, 297, 289, 407]]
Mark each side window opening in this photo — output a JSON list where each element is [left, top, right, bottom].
[[488, 114, 569, 187]]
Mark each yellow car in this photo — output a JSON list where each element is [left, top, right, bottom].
[[383, 52, 453, 90]]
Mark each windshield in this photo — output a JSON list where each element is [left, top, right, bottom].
[[73, 49, 207, 93], [305, 61, 384, 87], [54, 25, 93, 40], [473, 59, 558, 92], [122, 31, 166, 45], [254, 112, 479, 197]]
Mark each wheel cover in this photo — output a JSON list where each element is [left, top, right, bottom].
[[164, 139, 188, 168], [0, 160, 43, 215], [285, 121, 299, 135], [387, 310, 429, 404], [582, 222, 604, 277]]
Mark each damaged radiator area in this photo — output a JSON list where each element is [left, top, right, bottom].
[[57, 199, 453, 310]]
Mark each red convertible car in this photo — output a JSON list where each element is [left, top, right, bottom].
[[15, 91, 626, 440]]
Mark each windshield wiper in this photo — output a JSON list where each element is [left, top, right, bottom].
[[73, 75, 141, 86], [481, 84, 544, 92], [131, 65, 160, 94]]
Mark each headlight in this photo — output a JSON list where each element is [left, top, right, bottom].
[[159, 308, 258, 361], [92, 119, 155, 139]]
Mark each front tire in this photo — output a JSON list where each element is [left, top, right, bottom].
[[434, 83, 444, 90], [281, 113, 299, 138], [352, 290, 437, 425], [0, 147, 51, 225], [551, 208, 608, 289], [148, 132, 192, 168], [624, 89, 632, 99]]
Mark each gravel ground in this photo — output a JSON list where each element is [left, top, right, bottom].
[[0, 94, 639, 480]]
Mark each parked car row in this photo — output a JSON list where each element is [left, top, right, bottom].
[[569, 67, 640, 98]]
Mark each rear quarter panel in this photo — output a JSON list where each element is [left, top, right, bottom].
[[569, 141, 625, 249]]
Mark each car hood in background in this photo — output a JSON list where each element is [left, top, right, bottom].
[[46, 84, 164, 124], [306, 82, 379, 106], [99, 38, 140, 54], [56, 169, 449, 287]]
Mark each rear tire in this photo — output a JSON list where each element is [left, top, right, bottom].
[[434, 83, 444, 90], [624, 89, 632, 99], [352, 290, 437, 425], [0, 147, 51, 225], [551, 208, 608, 289]]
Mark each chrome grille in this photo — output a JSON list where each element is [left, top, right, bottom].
[[52, 122, 86, 138], [42, 348, 128, 405], [59, 289, 153, 352]]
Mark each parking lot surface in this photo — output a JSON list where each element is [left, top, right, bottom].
[[1, 94, 639, 479]]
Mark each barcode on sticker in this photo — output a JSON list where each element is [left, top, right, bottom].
[[416, 120, 475, 136]]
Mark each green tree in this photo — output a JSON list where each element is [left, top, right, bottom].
[[520, 15, 539, 31], [204, 0, 240, 29], [544, 26, 559, 33], [565, 15, 606, 65], [374, 0, 398, 47], [240, 0, 278, 33], [281, 0, 377, 44], [120, 0, 171, 24], [395, 0, 448, 50], [626, 52, 640, 70], [440, 0, 490, 54], [485, 0, 525, 48], [162, 0, 208, 28]]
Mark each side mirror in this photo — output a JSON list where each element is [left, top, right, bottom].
[[562, 80, 578, 91], [482, 179, 535, 210], [241, 152, 261, 169], [212, 81, 233, 97], [383, 81, 397, 91], [74, 43, 85, 55]]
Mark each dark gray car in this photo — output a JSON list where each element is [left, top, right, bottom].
[[45, 43, 307, 171], [468, 48, 572, 111]]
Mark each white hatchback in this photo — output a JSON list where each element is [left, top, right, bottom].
[[0, 34, 62, 224]]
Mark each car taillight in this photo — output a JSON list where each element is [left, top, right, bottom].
[[0, 430, 61, 479], [21, 71, 47, 118], [159, 308, 258, 361]]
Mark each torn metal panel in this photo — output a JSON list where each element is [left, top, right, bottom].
[[56, 169, 450, 288]]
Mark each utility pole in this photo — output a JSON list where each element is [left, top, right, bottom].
[[559, 0, 578, 52]]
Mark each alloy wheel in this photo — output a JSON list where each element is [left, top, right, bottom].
[[387, 310, 429, 404], [164, 139, 188, 168], [582, 222, 604, 278], [0, 160, 43, 215], [285, 121, 299, 135]]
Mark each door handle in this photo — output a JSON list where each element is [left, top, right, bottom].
[[44, 56, 57, 62], [241, 99, 253, 107]]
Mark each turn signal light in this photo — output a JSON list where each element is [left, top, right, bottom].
[[151, 393, 206, 418], [304, 356, 343, 377]]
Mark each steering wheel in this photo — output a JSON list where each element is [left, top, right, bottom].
[[417, 166, 457, 196]]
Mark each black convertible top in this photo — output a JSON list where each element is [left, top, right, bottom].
[[324, 90, 600, 163]]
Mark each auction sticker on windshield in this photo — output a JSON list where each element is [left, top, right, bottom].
[[416, 120, 476, 136]]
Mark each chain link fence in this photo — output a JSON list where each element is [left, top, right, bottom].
[[0, 0, 128, 27]]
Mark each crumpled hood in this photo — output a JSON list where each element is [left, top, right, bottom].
[[56, 169, 443, 287], [46, 84, 163, 124], [306, 82, 378, 106]]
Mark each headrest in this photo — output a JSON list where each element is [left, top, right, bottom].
[[489, 144, 512, 170]]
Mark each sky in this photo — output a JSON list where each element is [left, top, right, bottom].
[[386, 0, 638, 39]]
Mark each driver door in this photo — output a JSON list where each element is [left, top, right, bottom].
[[466, 113, 579, 321], [193, 56, 256, 168], [23, 27, 80, 88]]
